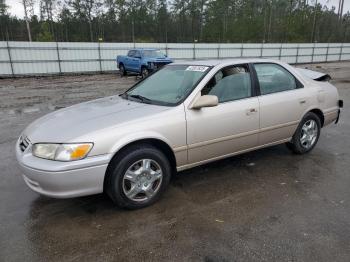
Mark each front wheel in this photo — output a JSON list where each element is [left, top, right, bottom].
[[105, 144, 171, 209], [119, 64, 126, 77], [286, 112, 321, 154]]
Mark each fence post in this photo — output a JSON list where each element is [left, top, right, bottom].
[[193, 42, 196, 59], [260, 43, 263, 58], [296, 44, 300, 64], [278, 44, 282, 60], [339, 43, 343, 61], [240, 44, 243, 57], [165, 43, 168, 57], [326, 43, 329, 62], [97, 41, 102, 73], [311, 43, 315, 63], [56, 42, 62, 74], [6, 41, 14, 76], [217, 43, 220, 59]]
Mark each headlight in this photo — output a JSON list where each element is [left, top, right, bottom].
[[32, 143, 93, 161]]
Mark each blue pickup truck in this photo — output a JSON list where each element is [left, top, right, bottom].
[[116, 48, 173, 78]]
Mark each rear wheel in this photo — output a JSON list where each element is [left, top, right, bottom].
[[105, 144, 171, 209], [141, 67, 149, 79], [286, 112, 321, 154], [119, 64, 126, 77]]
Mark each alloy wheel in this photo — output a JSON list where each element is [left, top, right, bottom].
[[300, 119, 318, 149], [122, 159, 163, 202]]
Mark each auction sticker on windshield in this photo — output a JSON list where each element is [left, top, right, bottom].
[[186, 66, 209, 72]]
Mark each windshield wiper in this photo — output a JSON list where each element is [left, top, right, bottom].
[[128, 94, 153, 104]]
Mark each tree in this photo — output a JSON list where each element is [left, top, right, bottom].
[[67, 0, 103, 41], [37, 21, 54, 40], [1, 0, 350, 43], [0, 0, 8, 15], [22, 0, 35, 41], [40, 0, 56, 39]]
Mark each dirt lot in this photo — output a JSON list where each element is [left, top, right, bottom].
[[0, 62, 350, 262]]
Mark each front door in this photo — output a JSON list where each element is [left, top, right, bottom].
[[185, 64, 260, 164], [130, 50, 141, 72]]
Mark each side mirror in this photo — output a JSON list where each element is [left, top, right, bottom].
[[191, 95, 218, 109]]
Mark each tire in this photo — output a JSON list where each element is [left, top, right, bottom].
[[105, 144, 171, 209], [286, 112, 321, 154], [119, 64, 126, 77], [141, 67, 149, 79]]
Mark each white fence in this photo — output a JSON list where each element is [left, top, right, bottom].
[[1, 41, 350, 76]]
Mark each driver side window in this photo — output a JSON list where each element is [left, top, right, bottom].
[[128, 50, 135, 57], [201, 64, 252, 103], [134, 50, 141, 58]]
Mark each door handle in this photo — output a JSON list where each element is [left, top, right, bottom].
[[299, 100, 306, 104], [246, 108, 258, 115]]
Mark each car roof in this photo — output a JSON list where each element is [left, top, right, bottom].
[[171, 58, 282, 66], [131, 48, 159, 51]]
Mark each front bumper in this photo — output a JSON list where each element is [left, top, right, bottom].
[[16, 139, 111, 198], [147, 61, 172, 71]]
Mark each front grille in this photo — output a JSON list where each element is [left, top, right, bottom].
[[19, 136, 31, 152]]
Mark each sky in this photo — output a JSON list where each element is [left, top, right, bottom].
[[5, 0, 350, 19]]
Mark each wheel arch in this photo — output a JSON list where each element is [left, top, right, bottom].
[[140, 64, 148, 71], [308, 108, 325, 127], [103, 137, 177, 191]]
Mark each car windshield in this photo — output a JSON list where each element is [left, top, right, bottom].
[[143, 50, 165, 58], [123, 65, 211, 106]]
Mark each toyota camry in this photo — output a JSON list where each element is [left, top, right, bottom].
[[16, 59, 342, 209]]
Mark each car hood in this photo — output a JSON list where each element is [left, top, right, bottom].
[[23, 96, 169, 143]]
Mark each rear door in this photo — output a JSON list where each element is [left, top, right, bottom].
[[253, 63, 310, 145]]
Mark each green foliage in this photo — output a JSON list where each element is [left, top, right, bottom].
[[0, 0, 349, 42], [0, 0, 8, 16], [36, 22, 54, 41]]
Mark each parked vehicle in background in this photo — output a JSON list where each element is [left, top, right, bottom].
[[16, 59, 342, 209], [116, 48, 173, 78]]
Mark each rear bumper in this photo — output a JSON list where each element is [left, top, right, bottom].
[[335, 100, 343, 124], [16, 138, 111, 198]]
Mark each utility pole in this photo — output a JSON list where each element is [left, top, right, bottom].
[[311, 0, 318, 43], [338, 0, 344, 21], [132, 19, 135, 46], [339, 0, 344, 21], [22, 0, 32, 42]]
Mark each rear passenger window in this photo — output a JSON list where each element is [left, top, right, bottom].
[[201, 65, 252, 103], [254, 63, 299, 95]]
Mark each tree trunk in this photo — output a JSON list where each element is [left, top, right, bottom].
[[89, 20, 93, 42], [22, 0, 32, 42]]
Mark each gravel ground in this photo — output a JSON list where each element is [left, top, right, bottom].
[[0, 62, 350, 262]]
